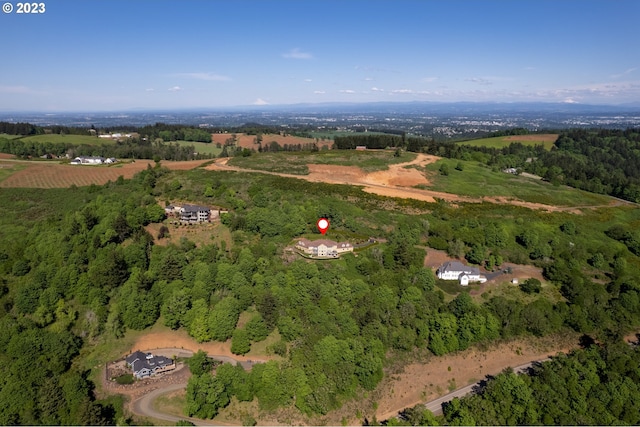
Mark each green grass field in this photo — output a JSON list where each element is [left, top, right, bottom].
[[18, 133, 106, 145], [228, 149, 416, 175], [173, 140, 222, 156], [457, 134, 558, 150], [0, 162, 26, 183], [0, 133, 23, 140], [425, 158, 615, 207]]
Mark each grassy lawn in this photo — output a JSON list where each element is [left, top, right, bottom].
[[228, 149, 416, 175], [457, 134, 558, 150], [425, 158, 614, 207], [154, 392, 187, 417]]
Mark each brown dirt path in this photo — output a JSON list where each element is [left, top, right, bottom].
[[129, 329, 273, 363]]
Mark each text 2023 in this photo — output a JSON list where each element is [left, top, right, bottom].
[[16, 2, 45, 13]]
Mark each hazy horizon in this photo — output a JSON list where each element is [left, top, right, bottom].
[[1, 0, 639, 112]]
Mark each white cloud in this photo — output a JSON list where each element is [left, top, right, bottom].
[[168, 86, 182, 92], [364, 77, 374, 81], [391, 89, 413, 94], [304, 79, 313, 82], [178, 72, 231, 81], [253, 98, 269, 105], [0, 85, 34, 94], [339, 89, 356, 94], [145, 88, 155, 92], [611, 68, 637, 79], [371, 87, 384, 92], [465, 77, 493, 85], [314, 90, 326, 94], [282, 48, 313, 59]]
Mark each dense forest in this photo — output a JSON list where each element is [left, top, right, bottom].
[[1, 151, 640, 424]]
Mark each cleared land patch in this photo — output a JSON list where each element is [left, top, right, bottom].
[[228, 149, 417, 175], [211, 132, 333, 150]]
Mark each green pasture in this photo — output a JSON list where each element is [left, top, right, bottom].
[[0, 133, 23, 140], [457, 134, 558, 150], [19, 133, 105, 145], [173, 140, 222, 156], [425, 158, 615, 207], [228, 149, 416, 175]]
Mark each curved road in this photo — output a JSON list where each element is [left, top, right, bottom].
[[400, 358, 550, 419], [131, 349, 551, 425], [129, 348, 257, 426]]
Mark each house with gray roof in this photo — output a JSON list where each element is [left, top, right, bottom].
[[179, 204, 211, 223], [125, 351, 176, 379], [436, 261, 487, 286]]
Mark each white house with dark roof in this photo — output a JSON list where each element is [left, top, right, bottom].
[[179, 204, 211, 223], [125, 351, 176, 379], [436, 261, 487, 286], [296, 238, 353, 257]]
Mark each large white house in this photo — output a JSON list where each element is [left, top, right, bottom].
[[125, 351, 175, 379], [165, 203, 227, 223], [436, 261, 487, 286], [296, 238, 353, 257]]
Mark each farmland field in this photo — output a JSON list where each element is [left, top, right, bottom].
[[0, 159, 209, 188], [457, 133, 558, 150]]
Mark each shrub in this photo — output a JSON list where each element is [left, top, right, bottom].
[[115, 373, 135, 385], [520, 278, 542, 294]]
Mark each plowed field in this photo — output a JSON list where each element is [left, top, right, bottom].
[[0, 159, 208, 188]]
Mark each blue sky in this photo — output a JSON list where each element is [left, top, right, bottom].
[[1, 0, 638, 111]]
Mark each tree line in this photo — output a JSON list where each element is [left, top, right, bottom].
[[0, 136, 213, 161]]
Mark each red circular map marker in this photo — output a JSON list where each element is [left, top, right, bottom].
[[317, 218, 330, 235]]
